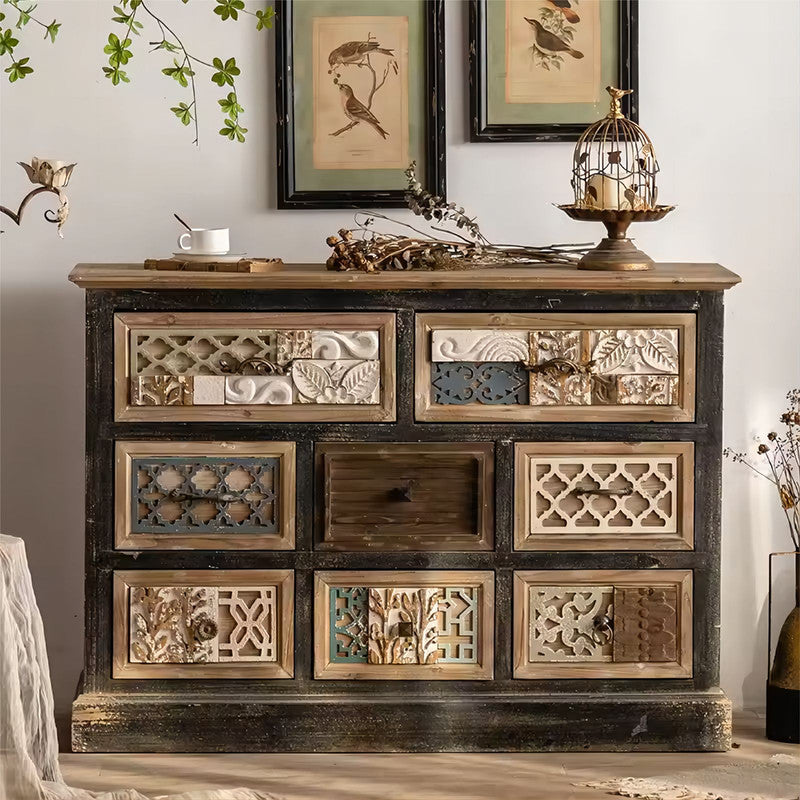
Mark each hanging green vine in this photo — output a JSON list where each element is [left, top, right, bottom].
[[1, 0, 274, 144]]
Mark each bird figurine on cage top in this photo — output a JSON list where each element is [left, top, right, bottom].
[[559, 86, 674, 271]]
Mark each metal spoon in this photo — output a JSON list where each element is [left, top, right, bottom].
[[174, 213, 192, 231]]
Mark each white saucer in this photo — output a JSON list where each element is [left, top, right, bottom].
[[173, 252, 247, 263]]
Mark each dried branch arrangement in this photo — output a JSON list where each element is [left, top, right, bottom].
[[326, 162, 589, 272], [725, 389, 800, 550]]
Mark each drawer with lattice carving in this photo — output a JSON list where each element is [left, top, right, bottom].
[[415, 313, 696, 422], [113, 570, 294, 679], [513, 570, 692, 679], [514, 442, 694, 551], [114, 441, 295, 550], [315, 570, 494, 680], [114, 311, 395, 421]]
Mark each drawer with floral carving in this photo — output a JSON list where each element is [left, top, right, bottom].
[[115, 441, 295, 550], [314, 570, 494, 680], [316, 442, 494, 551], [415, 313, 695, 421], [513, 570, 692, 679], [114, 312, 395, 421], [113, 570, 294, 679], [514, 442, 694, 551]]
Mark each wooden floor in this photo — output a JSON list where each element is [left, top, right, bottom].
[[60, 713, 797, 800]]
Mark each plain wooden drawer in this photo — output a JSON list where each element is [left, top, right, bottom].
[[113, 570, 294, 679], [114, 311, 395, 422], [316, 442, 494, 551], [415, 312, 696, 422], [514, 442, 694, 551], [514, 569, 692, 679], [315, 570, 494, 680]]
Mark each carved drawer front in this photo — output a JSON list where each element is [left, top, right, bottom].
[[114, 312, 395, 422], [514, 442, 694, 551], [113, 570, 294, 679], [415, 313, 696, 422], [316, 443, 494, 551], [115, 441, 295, 550], [513, 570, 692, 679], [315, 570, 494, 679]]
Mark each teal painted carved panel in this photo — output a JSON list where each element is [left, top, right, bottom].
[[330, 587, 368, 663]]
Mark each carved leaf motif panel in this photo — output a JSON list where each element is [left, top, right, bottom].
[[530, 456, 678, 535], [529, 586, 614, 662], [129, 584, 278, 665], [328, 586, 480, 666], [432, 362, 529, 405], [613, 586, 678, 663], [368, 588, 440, 665], [330, 587, 369, 663], [132, 456, 280, 535], [292, 360, 380, 404], [127, 322, 384, 408], [426, 324, 683, 409], [130, 587, 219, 664]]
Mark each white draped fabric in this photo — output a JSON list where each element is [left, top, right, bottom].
[[0, 535, 274, 800]]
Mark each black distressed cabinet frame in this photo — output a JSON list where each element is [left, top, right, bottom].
[[72, 280, 732, 752]]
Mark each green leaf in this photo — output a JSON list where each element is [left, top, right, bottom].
[[219, 118, 247, 142], [211, 56, 239, 87], [0, 29, 20, 55], [152, 39, 179, 53], [102, 65, 129, 85], [162, 58, 195, 88], [44, 20, 59, 43], [214, 0, 244, 21], [218, 90, 243, 118], [254, 7, 275, 31], [104, 32, 133, 66], [15, 2, 36, 29], [5, 56, 33, 82], [171, 101, 193, 126]]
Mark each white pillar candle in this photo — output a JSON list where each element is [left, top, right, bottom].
[[582, 174, 634, 210]]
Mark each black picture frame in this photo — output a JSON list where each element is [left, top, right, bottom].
[[469, 0, 638, 142], [275, 0, 446, 209]]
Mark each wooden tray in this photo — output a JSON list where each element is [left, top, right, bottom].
[[144, 257, 283, 273]]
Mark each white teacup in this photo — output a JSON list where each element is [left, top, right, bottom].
[[177, 227, 230, 255]]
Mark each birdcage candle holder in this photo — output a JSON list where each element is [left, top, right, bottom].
[[559, 86, 674, 271]]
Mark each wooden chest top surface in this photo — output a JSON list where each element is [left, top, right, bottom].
[[69, 262, 741, 292]]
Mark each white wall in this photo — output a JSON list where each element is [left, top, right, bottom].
[[2, 0, 798, 737]]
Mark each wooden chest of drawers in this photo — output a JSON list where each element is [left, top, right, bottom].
[[69, 262, 740, 753]]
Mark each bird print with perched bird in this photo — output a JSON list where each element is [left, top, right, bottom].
[[328, 40, 395, 70], [544, 0, 580, 24], [338, 84, 389, 139], [525, 17, 584, 59]]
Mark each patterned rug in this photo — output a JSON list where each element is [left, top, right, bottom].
[[582, 754, 800, 800]]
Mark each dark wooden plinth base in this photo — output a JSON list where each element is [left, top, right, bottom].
[[72, 691, 731, 753]]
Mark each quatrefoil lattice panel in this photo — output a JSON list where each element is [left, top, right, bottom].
[[115, 441, 295, 550], [113, 569, 294, 679], [514, 442, 694, 551]]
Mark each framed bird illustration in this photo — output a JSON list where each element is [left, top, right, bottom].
[[275, 0, 446, 209], [469, 0, 638, 142]]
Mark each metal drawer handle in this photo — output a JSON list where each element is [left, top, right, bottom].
[[573, 484, 633, 497], [592, 614, 614, 645], [388, 482, 415, 502], [521, 357, 594, 376], [192, 616, 218, 642]]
